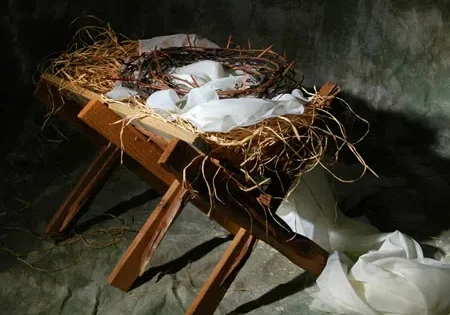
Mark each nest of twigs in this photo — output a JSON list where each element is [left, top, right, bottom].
[[119, 46, 300, 100], [44, 26, 374, 190]]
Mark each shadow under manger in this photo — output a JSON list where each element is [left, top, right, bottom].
[[227, 272, 317, 315], [332, 92, 450, 240], [130, 235, 233, 290]]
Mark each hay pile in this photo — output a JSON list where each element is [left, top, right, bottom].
[[45, 25, 138, 94], [44, 26, 374, 191]]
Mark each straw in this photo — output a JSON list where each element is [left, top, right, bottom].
[[44, 26, 375, 197]]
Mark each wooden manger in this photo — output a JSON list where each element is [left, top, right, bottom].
[[34, 73, 335, 314]]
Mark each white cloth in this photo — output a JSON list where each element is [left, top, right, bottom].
[[172, 60, 227, 82], [138, 34, 220, 54], [105, 82, 138, 99], [179, 87, 306, 132], [107, 37, 310, 132], [277, 167, 450, 315], [142, 59, 309, 132], [146, 89, 180, 113]]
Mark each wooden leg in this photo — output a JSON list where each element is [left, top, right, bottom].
[[45, 142, 120, 240], [108, 180, 189, 291], [160, 140, 329, 276], [186, 228, 257, 315]]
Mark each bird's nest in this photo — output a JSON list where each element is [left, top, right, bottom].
[[44, 26, 374, 193]]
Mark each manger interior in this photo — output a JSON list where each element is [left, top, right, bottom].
[[42, 26, 371, 197]]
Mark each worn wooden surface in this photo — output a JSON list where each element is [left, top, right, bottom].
[[78, 100, 175, 195], [40, 73, 102, 104], [108, 102, 209, 153], [161, 140, 329, 276], [40, 73, 209, 154], [108, 180, 189, 291], [35, 79, 175, 240], [158, 140, 241, 236], [186, 228, 257, 315]]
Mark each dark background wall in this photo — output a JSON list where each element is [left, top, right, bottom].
[[2, 0, 450, 238]]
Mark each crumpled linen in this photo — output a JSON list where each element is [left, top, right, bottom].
[[107, 35, 310, 133], [146, 59, 309, 132], [142, 83, 308, 132], [138, 34, 220, 54], [178, 86, 307, 132], [277, 167, 450, 315]]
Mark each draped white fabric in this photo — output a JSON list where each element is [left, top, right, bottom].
[[138, 34, 220, 53], [106, 35, 450, 313], [277, 168, 450, 315], [107, 35, 310, 133]]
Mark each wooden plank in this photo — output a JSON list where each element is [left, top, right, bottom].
[[159, 140, 241, 236], [39, 73, 208, 154], [191, 192, 328, 275], [186, 228, 257, 315], [134, 126, 169, 150], [108, 180, 189, 291], [41, 73, 102, 104], [108, 102, 210, 155], [78, 100, 175, 195], [161, 140, 329, 276], [35, 78, 172, 188], [45, 143, 120, 239]]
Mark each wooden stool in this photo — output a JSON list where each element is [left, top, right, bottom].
[[34, 76, 329, 314]]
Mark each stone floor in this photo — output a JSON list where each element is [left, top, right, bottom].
[[0, 115, 330, 315], [1, 110, 449, 315]]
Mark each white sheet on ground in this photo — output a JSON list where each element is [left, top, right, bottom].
[[277, 167, 450, 315]]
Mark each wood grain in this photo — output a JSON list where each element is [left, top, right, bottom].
[[108, 180, 189, 291], [78, 100, 175, 195], [161, 140, 329, 276], [186, 228, 257, 315]]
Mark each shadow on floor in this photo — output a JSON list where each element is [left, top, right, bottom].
[[75, 188, 160, 234], [329, 92, 450, 240], [227, 272, 317, 315], [130, 235, 233, 290]]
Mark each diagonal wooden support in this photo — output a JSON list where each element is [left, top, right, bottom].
[[108, 180, 189, 291], [186, 228, 258, 315], [79, 101, 241, 236], [34, 76, 335, 315], [78, 100, 175, 195], [45, 142, 120, 239], [160, 140, 329, 276], [35, 78, 174, 239]]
